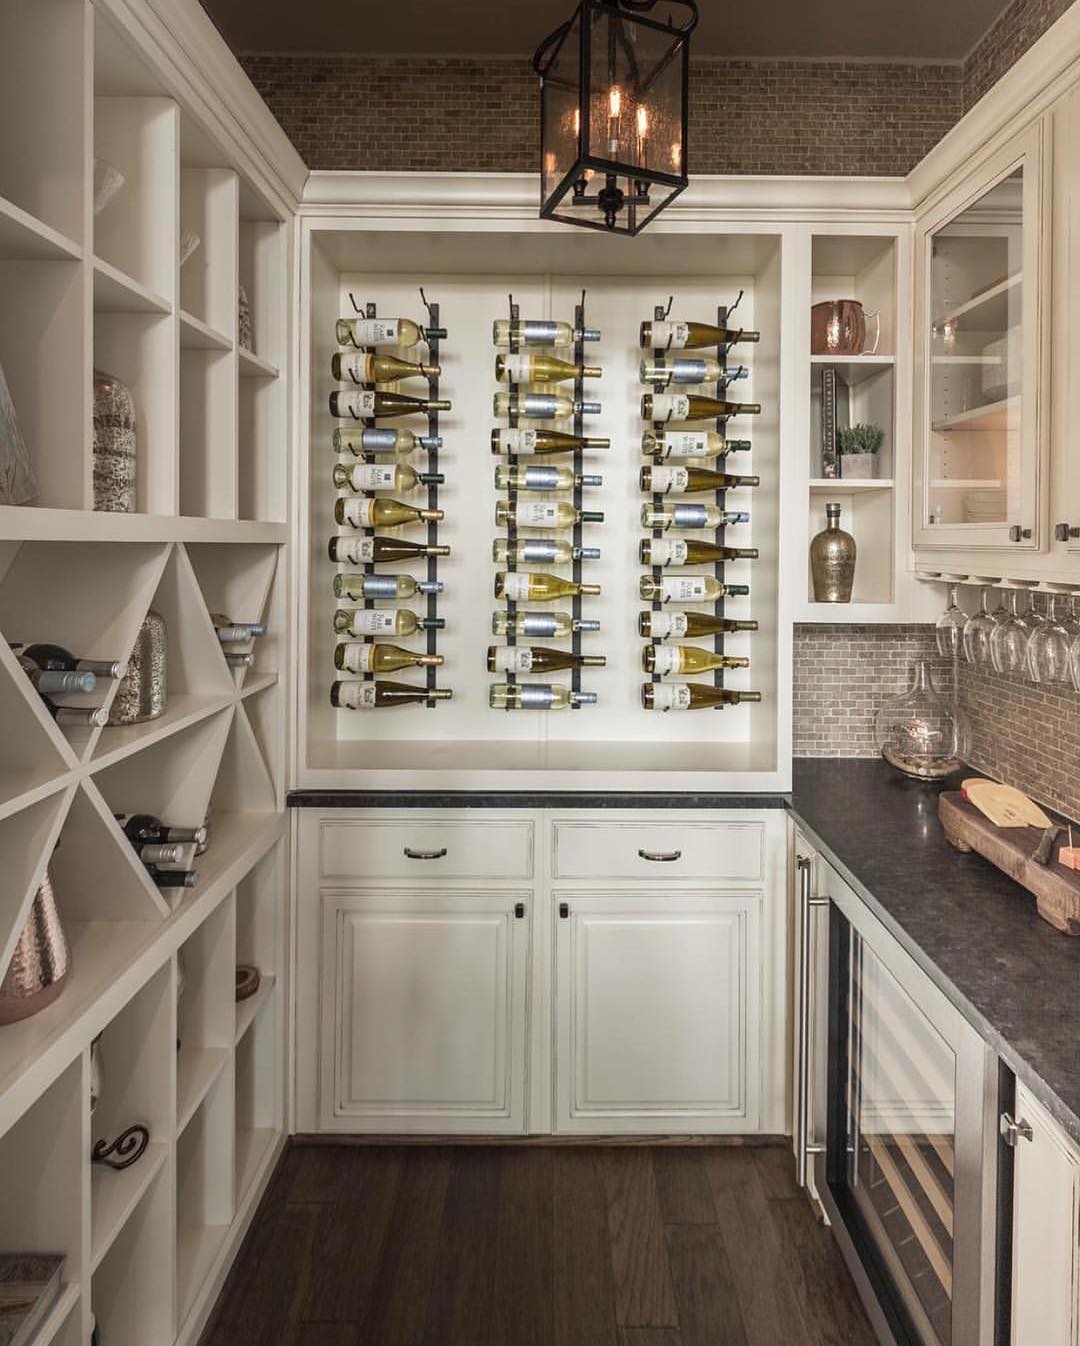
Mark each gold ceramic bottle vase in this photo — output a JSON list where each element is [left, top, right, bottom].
[[0, 868, 70, 1024], [810, 503, 856, 603]]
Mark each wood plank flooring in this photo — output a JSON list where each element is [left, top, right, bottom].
[[200, 1144, 877, 1346]]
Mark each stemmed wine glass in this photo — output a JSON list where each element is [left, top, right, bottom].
[[1066, 594, 1080, 690], [990, 590, 1036, 675], [1028, 594, 1073, 685], [962, 587, 997, 665], [935, 585, 967, 660]]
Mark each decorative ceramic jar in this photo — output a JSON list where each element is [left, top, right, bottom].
[[874, 660, 970, 780], [108, 609, 166, 725], [0, 870, 70, 1024], [238, 284, 253, 352], [92, 368, 137, 513]]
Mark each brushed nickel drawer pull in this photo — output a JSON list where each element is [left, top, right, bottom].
[[638, 848, 682, 862], [403, 847, 448, 860]]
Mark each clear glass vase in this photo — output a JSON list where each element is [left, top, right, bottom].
[[874, 659, 970, 780]]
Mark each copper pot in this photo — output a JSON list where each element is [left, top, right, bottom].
[[811, 299, 881, 356], [0, 870, 70, 1024]]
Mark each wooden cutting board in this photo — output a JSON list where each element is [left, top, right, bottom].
[[961, 778, 1051, 829], [939, 792, 1080, 935]]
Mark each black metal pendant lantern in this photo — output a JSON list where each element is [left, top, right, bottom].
[[533, 0, 698, 236]]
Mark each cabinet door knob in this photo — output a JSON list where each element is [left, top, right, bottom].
[[514, 902, 525, 919], [1008, 525, 1033, 542], [1000, 1112, 1034, 1146], [638, 849, 682, 862], [559, 902, 569, 919], [1054, 522, 1080, 541], [403, 846, 448, 860]]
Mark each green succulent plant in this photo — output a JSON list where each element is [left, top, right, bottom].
[[837, 422, 884, 455]]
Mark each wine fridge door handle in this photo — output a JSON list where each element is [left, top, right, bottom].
[[796, 854, 829, 1189], [638, 849, 682, 862], [403, 847, 448, 860]]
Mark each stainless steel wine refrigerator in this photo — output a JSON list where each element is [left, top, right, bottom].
[[796, 857, 1006, 1346]]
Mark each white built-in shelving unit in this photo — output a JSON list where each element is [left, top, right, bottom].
[[0, 2, 297, 1343]]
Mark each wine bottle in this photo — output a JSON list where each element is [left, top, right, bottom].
[[640, 465, 760, 495], [335, 642, 443, 674], [44, 699, 109, 726], [486, 645, 606, 673], [495, 500, 603, 529], [117, 814, 208, 847], [639, 358, 749, 386], [332, 352, 439, 384], [333, 573, 443, 602], [640, 320, 761, 349], [493, 393, 600, 420], [642, 682, 762, 710], [641, 393, 760, 422], [334, 462, 444, 494], [492, 611, 600, 638], [642, 645, 750, 676], [224, 652, 254, 668], [137, 841, 198, 870], [18, 643, 126, 680], [641, 504, 750, 531], [641, 430, 751, 460], [336, 316, 431, 348], [639, 575, 749, 604], [210, 614, 267, 641], [495, 354, 601, 385], [330, 390, 451, 419], [328, 536, 450, 565], [148, 868, 199, 889], [495, 465, 603, 492], [639, 610, 758, 639], [333, 427, 441, 456], [640, 539, 758, 566], [335, 496, 443, 529], [334, 608, 445, 638], [489, 683, 597, 709], [19, 660, 97, 696], [494, 572, 600, 602], [492, 539, 600, 566], [492, 319, 600, 348], [491, 428, 609, 456], [332, 679, 453, 709]]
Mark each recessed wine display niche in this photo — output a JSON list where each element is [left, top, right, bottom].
[[301, 230, 784, 786]]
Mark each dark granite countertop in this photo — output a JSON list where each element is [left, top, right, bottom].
[[287, 790, 790, 809], [791, 757, 1080, 1145]]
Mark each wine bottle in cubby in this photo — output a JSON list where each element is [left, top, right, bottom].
[[333, 573, 443, 601], [642, 683, 762, 710], [493, 393, 600, 420], [333, 462, 444, 493], [333, 427, 441, 456], [642, 645, 750, 675], [336, 317, 437, 348], [640, 320, 760, 349], [334, 608, 445, 638], [641, 393, 760, 422], [495, 354, 602, 385], [210, 614, 267, 641], [328, 536, 450, 565], [491, 428, 609, 456], [336, 496, 444, 529], [495, 465, 603, 491], [640, 539, 759, 566], [495, 500, 604, 529], [332, 679, 453, 708], [639, 610, 758, 639], [640, 465, 760, 495], [492, 611, 600, 638], [492, 539, 600, 566], [641, 504, 750, 531], [492, 319, 600, 348], [639, 574, 749, 604], [329, 390, 450, 419], [331, 352, 439, 385], [43, 699, 109, 726], [335, 642, 443, 674], [16, 643, 126, 680], [224, 652, 254, 668], [147, 868, 199, 888], [489, 683, 597, 709], [641, 429, 751, 460], [18, 660, 97, 696], [117, 814, 209, 847], [494, 571, 600, 602], [639, 359, 748, 386], [486, 645, 606, 673], [137, 841, 198, 871]]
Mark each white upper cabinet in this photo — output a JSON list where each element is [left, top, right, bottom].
[[913, 122, 1048, 553], [1051, 83, 1080, 558]]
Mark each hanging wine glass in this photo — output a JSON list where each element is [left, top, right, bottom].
[[1028, 594, 1073, 685], [935, 584, 967, 660], [962, 587, 996, 665], [990, 590, 1034, 675], [1068, 595, 1080, 691]]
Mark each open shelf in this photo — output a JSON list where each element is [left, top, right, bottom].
[[235, 974, 275, 1046], [92, 1164, 173, 1346], [180, 167, 238, 342], [809, 353, 895, 384], [177, 1048, 229, 1135], [180, 309, 233, 352], [93, 257, 171, 315], [177, 1068, 233, 1326], [810, 477, 894, 491], [238, 347, 279, 379], [932, 395, 1019, 432], [0, 194, 82, 262], [91, 1141, 168, 1272], [180, 347, 238, 518]]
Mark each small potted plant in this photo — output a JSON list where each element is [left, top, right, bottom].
[[837, 422, 884, 479]]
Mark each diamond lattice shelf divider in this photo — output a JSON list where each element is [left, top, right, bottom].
[[208, 701, 276, 819], [0, 786, 75, 990], [0, 639, 77, 819], [185, 541, 278, 692]]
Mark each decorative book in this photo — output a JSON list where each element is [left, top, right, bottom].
[[0, 1253, 64, 1346]]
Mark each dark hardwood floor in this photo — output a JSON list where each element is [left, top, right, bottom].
[[201, 1144, 877, 1346]]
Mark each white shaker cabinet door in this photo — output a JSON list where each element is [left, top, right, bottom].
[[554, 890, 760, 1134], [320, 891, 530, 1133], [1011, 1081, 1080, 1346]]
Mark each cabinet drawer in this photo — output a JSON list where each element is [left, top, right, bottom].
[[552, 819, 765, 881], [318, 817, 534, 881]]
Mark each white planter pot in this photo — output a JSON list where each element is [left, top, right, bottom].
[[840, 454, 876, 479]]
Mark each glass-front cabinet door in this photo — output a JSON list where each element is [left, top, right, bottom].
[[914, 125, 1047, 551]]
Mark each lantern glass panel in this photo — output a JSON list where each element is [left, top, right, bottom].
[[540, 10, 582, 203]]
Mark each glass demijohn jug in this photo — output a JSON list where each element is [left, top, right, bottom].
[[874, 660, 970, 780]]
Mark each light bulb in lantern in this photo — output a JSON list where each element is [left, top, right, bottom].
[[609, 86, 622, 118], [573, 107, 581, 137], [671, 140, 682, 170]]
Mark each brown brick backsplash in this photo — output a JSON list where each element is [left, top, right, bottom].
[[964, 0, 1075, 110]]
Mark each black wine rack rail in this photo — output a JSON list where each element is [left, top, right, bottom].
[[337, 290, 446, 707], [645, 292, 748, 705]]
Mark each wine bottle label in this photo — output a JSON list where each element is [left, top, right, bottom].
[[336, 390, 378, 417], [500, 354, 533, 383], [515, 541, 560, 563], [650, 466, 689, 494], [338, 497, 378, 527], [650, 539, 689, 566], [336, 353, 370, 384], [517, 501, 561, 527], [661, 576, 707, 603], [517, 684, 555, 708], [349, 610, 399, 635], [336, 682, 379, 709], [670, 504, 710, 528], [499, 573, 533, 601], [335, 537, 376, 564], [650, 321, 690, 349], [650, 394, 691, 421], [649, 646, 682, 676], [339, 643, 375, 672], [649, 612, 687, 638], [650, 683, 693, 711], [518, 614, 558, 637], [490, 647, 535, 673], [347, 318, 399, 345], [664, 431, 711, 457], [495, 428, 539, 454], [348, 464, 398, 490]]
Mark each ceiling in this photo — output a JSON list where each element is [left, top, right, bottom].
[[201, 0, 1013, 62]]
